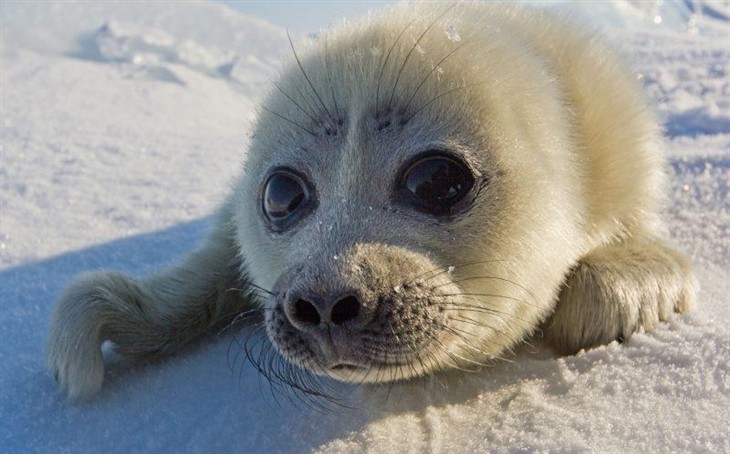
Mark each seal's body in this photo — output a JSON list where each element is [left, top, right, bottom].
[[48, 3, 696, 399]]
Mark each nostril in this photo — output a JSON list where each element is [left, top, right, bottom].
[[294, 299, 321, 326], [331, 295, 360, 325]]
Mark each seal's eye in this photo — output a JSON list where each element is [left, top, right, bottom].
[[262, 170, 311, 229], [398, 153, 475, 216]]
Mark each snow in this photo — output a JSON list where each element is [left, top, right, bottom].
[[1, 1, 728, 452]]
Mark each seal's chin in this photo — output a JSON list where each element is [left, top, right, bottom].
[[316, 361, 364, 382], [320, 356, 433, 383], [329, 362, 362, 371], [326, 362, 365, 380]]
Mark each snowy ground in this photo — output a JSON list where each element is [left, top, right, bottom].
[[1, 1, 728, 452]]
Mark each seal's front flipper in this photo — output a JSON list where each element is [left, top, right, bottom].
[[46, 204, 251, 400], [545, 238, 697, 355]]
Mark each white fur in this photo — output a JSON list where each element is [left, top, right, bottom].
[[47, 3, 696, 399]]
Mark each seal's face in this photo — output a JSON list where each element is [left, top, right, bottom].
[[232, 8, 583, 383], [259, 147, 483, 381], [248, 129, 500, 383]]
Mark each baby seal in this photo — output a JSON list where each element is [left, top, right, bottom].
[[48, 3, 697, 400]]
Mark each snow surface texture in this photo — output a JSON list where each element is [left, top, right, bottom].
[[1, 1, 728, 452]]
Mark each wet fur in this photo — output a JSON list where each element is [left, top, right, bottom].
[[47, 3, 696, 400]]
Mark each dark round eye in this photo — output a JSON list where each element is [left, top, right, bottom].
[[262, 170, 310, 229], [399, 154, 475, 216]]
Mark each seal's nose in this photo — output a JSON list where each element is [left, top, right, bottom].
[[330, 295, 360, 324], [286, 293, 362, 330]]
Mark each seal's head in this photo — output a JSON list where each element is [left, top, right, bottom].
[[232, 5, 585, 384]]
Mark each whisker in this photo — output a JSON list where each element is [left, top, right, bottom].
[[224, 282, 274, 297], [387, 4, 457, 112], [407, 259, 512, 287], [259, 105, 317, 136], [246, 283, 275, 296], [435, 323, 506, 367], [227, 327, 248, 375], [216, 306, 268, 336], [404, 80, 489, 123], [428, 335, 483, 372], [430, 311, 520, 362], [236, 318, 350, 411], [430, 275, 538, 303], [323, 34, 342, 123], [293, 85, 320, 122], [273, 81, 319, 123], [287, 30, 337, 128], [445, 311, 524, 342], [437, 301, 534, 328], [402, 39, 469, 114], [438, 291, 540, 308], [375, 17, 416, 118]]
